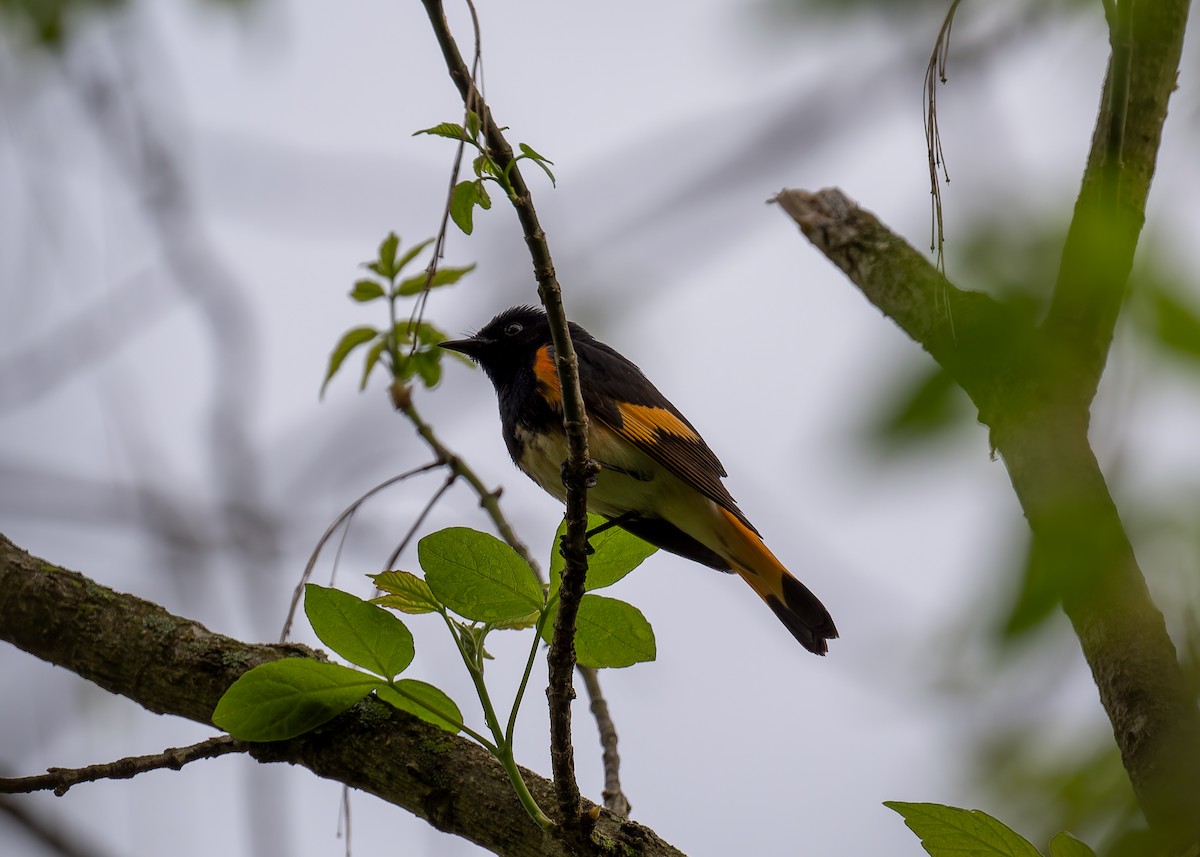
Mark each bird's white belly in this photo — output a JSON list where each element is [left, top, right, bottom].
[[510, 421, 733, 564]]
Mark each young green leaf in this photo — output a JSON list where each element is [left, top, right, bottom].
[[883, 802, 1042, 857], [489, 610, 541, 632], [394, 237, 436, 275], [542, 593, 655, 669], [396, 263, 478, 297], [472, 153, 500, 179], [550, 513, 657, 593], [370, 571, 441, 614], [376, 232, 400, 279], [517, 142, 556, 187], [359, 338, 388, 391], [412, 321, 448, 345], [213, 659, 382, 741], [465, 110, 481, 140], [414, 121, 473, 142], [449, 180, 491, 235], [349, 278, 386, 302], [411, 349, 442, 388], [377, 679, 463, 734], [1049, 832, 1096, 857], [304, 584, 415, 680], [321, 326, 379, 398], [420, 527, 543, 623]]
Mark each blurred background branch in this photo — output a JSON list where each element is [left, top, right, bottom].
[[3, 0, 1200, 855]]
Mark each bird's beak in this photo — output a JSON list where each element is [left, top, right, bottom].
[[439, 336, 488, 360]]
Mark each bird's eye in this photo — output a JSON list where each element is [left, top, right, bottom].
[[504, 322, 523, 336]]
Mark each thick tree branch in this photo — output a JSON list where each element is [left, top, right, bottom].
[[418, 0, 594, 831], [0, 534, 681, 857], [774, 188, 1200, 854]]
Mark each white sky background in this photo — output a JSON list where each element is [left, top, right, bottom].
[[2, 1, 1200, 856]]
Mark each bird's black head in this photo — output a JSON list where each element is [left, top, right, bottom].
[[439, 306, 553, 387]]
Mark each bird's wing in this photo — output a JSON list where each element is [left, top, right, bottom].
[[533, 338, 757, 533]]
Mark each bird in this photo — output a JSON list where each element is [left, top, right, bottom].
[[440, 305, 837, 655]]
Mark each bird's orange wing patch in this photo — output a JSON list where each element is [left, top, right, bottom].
[[615, 402, 701, 445], [533, 344, 563, 409]]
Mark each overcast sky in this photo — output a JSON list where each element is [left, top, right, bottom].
[[3, 2, 1200, 856]]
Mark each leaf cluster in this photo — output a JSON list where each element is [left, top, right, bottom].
[[415, 111, 555, 235], [213, 519, 656, 826], [321, 232, 475, 398]]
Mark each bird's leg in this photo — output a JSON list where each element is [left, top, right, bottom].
[[558, 511, 639, 557], [560, 459, 599, 490], [585, 512, 637, 540]]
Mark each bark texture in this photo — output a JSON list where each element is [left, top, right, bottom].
[[775, 187, 1200, 855], [0, 534, 683, 857]]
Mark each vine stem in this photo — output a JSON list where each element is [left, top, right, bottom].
[[416, 0, 593, 829], [441, 611, 554, 830]]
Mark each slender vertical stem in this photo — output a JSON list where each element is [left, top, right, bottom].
[[418, 0, 592, 828]]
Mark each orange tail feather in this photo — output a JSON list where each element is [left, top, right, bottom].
[[716, 507, 838, 655]]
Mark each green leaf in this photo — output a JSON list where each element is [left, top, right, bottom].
[[465, 110, 481, 140], [377, 679, 463, 734], [413, 121, 472, 142], [411, 349, 443, 388], [370, 571, 441, 614], [359, 338, 388, 391], [550, 514, 657, 593], [377, 232, 400, 278], [304, 584, 415, 680], [456, 621, 493, 664], [870, 362, 969, 446], [1150, 286, 1200, 361], [349, 278, 386, 302], [450, 180, 491, 235], [420, 527, 543, 622], [1049, 832, 1096, 857], [321, 326, 379, 398], [213, 659, 382, 741], [489, 610, 541, 631], [412, 322, 448, 346], [542, 593, 656, 669], [396, 263, 478, 297], [394, 237, 435, 275], [517, 142, 556, 187], [472, 153, 500, 179], [999, 535, 1060, 639], [884, 802, 1043, 857]]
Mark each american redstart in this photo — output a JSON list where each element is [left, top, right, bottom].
[[441, 306, 837, 655]]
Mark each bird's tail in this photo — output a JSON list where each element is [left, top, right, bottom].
[[715, 507, 838, 656]]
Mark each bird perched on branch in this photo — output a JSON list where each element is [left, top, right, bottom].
[[441, 305, 837, 655]]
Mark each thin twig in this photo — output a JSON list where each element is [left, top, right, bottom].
[[394, 382, 630, 824], [0, 736, 245, 796], [922, 0, 963, 274], [280, 460, 443, 642], [415, 2, 594, 828], [406, 0, 486, 345], [382, 472, 457, 571], [580, 667, 631, 817]]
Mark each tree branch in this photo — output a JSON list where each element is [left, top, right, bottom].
[[0, 737, 245, 796], [0, 534, 681, 857], [1043, 0, 1191, 406], [417, 0, 594, 831], [774, 187, 1200, 854], [393, 390, 631, 817]]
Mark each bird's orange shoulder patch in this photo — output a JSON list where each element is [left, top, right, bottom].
[[533, 344, 563, 408], [616, 402, 700, 445]]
